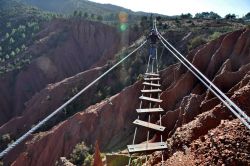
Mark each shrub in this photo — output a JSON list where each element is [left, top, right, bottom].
[[0, 133, 11, 144], [209, 32, 222, 41], [188, 36, 207, 50], [69, 142, 90, 165], [83, 154, 93, 166], [246, 24, 250, 30], [131, 158, 143, 166]]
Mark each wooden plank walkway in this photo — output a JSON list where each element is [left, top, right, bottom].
[[139, 96, 162, 103], [136, 108, 164, 113], [127, 142, 167, 153], [133, 119, 165, 131]]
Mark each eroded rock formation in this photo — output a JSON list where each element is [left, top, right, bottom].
[[3, 28, 250, 165]]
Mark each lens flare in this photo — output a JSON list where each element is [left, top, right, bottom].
[[118, 11, 128, 23], [118, 11, 129, 32], [120, 23, 128, 32]]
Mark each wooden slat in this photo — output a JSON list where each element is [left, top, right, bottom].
[[145, 73, 159, 77], [143, 82, 161, 87], [136, 108, 164, 113], [133, 119, 165, 131], [144, 77, 160, 81], [127, 142, 167, 153], [141, 89, 162, 93], [139, 96, 162, 103]]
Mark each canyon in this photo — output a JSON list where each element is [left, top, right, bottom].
[[2, 28, 249, 165]]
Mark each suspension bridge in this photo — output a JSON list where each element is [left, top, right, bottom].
[[0, 20, 249, 165]]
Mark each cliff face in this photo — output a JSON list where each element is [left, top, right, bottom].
[[4, 29, 250, 165], [0, 19, 128, 126]]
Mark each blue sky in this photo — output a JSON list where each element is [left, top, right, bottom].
[[89, 0, 250, 17]]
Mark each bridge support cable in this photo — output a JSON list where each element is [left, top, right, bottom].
[[155, 25, 250, 129], [0, 40, 147, 159]]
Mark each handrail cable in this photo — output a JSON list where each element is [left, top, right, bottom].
[[155, 26, 250, 129], [0, 40, 147, 159]]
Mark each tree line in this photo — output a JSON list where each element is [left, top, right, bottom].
[[180, 12, 250, 20]]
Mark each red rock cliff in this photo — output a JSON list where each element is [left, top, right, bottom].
[[4, 29, 250, 165], [0, 18, 139, 126]]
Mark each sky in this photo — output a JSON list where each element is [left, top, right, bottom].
[[89, 0, 250, 17]]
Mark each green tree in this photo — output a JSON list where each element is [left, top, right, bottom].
[[73, 10, 77, 17], [22, 33, 26, 39], [195, 12, 209, 19], [181, 13, 192, 19], [84, 12, 88, 18], [140, 16, 148, 28], [91, 13, 95, 19], [5, 54, 10, 59], [209, 12, 221, 19], [11, 28, 16, 35], [225, 14, 236, 19], [97, 15, 103, 21], [15, 48, 20, 54], [6, 22, 11, 28], [244, 12, 250, 19], [18, 25, 26, 32], [21, 44, 26, 51], [5, 33, 10, 39], [78, 11, 83, 17], [9, 37, 15, 44], [156, 16, 162, 21], [10, 51, 15, 57]]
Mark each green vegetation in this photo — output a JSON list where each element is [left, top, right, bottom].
[[0, 133, 13, 151], [0, 133, 11, 144], [69, 142, 93, 166], [225, 14, 236, 20], [20, 0, 147, 25], [188, 36, 207, 50], [131, 157, 144, 166], [208, 31, 223, 41], [0, 0, 60, 75], [246, 24, 250, 29], [194, 12, 221, 19], [244, 12, 250, 20], [181, 13, 192, 19]]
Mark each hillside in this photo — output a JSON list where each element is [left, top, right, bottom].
[[21, 0, 133, 15], [20, 0, 165, 22], [2, 28, 249, 165], [0, 0, 58, 75]]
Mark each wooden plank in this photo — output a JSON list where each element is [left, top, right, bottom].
[[145, 73, 160, 77], [127, 142, 167, 153], [144, 77, 160, 81], [141, 89, 162, 93], [139, 96, 162, 103], [143, 82, 161, 87], [136, 108, 164, 113], [133, 119, 165, 131]]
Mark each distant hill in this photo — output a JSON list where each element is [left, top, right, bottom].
[[21, 0, 134, 16], [20, 0, 165, 20]]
